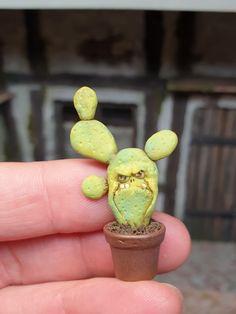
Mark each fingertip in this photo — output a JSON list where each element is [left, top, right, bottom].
[[153, 212, 191, 273], [158, 283, 183, 314], [162, 282, 184, 302], [0, 278, 183, 314], [117, 280, 183, 314]]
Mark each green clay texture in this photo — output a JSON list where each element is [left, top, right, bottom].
[[70, 86, 178, 228], [107, 148, 158, 227], [73, 86, 98, 120], [82, 175, 108, 199], [144, 130, 178, 161], [70, 120, 117, 164]]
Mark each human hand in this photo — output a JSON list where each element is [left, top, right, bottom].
[[0, 159, 191, 314]]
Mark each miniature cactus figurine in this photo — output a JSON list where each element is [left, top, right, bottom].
[[70, 86, 178, 228]]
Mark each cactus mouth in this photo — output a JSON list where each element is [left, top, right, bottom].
[[112, 178, 153, 226]]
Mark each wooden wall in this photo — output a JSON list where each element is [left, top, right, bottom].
[[0, 11, 236, 240]]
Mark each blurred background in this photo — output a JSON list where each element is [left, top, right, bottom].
[[0, 2, 235, 313]]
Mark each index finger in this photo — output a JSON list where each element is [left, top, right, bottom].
[[0, 159, 113, 241]]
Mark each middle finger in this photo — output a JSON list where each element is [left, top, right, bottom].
[[0, 213, 190, 288]]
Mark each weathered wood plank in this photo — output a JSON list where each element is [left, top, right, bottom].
[[144, 11, 164, 75], [185, 105, 236, 240], [164, 93, 187, 213], [30, 89, 45, 160], [175, 12, 196, 74], [23, 10, 48, 76], [0, 99, 22, 161], [168, 79, 236, 94]]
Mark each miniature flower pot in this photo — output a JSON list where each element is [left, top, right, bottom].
[[104, 220, 166, 281]]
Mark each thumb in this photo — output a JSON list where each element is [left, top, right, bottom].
[[0, 278, 183, 314]]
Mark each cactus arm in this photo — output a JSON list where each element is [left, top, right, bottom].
[[73, 86, 97, 120], [144, 130, 178, 161], [82, 175, 108, 199], [70, 120, 117, 164], [70, 86, 118, 164]]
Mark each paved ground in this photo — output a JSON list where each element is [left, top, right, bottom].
[[157, 241, 236, 314]]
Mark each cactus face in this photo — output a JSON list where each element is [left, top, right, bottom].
[[107, 148, 158, 227], [70, 87, 178, 228]]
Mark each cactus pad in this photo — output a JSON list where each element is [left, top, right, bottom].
[[70, 120, 117, 163], [82, 175, 108, 199], [73, 86, 97, 120], [144, 130, 178, 161]]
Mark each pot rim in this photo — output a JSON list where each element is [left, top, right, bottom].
[[103, 220, 166, 249]]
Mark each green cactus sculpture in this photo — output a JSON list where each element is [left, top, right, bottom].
[[70, 87, 178, 228]]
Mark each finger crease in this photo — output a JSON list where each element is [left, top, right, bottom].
[[5, 243, 23, 285], [79, 237, 92, 278], [0, 252, 12, 287], [58, 282, 79, 314], [39, 164, 58, 234], [57, 290, 68, 314]]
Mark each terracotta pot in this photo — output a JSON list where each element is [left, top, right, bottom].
[[103, 220, 166, 281]]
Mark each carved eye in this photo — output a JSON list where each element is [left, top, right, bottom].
[[135, 170, 145, 179], [118, 174, 129, 183]]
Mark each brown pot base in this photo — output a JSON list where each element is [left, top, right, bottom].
[[103, 220, 166, 281]]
